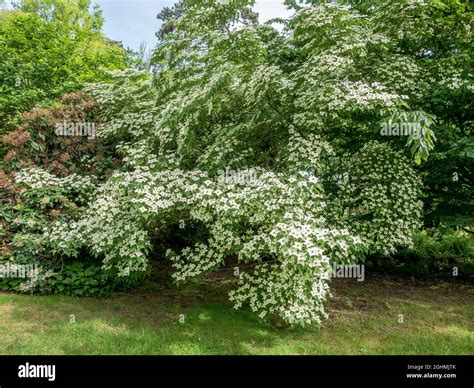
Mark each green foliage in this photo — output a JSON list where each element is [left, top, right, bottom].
[[0, 276, 24, 292], [344, 0, 474, 228], [156, 0, 186, 41], [0, 260, 148, 296], [367, 231, 474, 279], [0, 0, 131, 152], [37, 262, 115, 296], [0, 92, 120, 271]]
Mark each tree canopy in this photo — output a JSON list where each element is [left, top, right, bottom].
[[0, 0, 132, 141]]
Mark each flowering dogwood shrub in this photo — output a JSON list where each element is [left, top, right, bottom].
[[2, 1, 434, 325], [47, 161, 365, 325]]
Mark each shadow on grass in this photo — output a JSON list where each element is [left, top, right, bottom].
[[0, 275, 472, 355]]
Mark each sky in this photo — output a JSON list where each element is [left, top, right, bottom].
[[94, 0, 293, 52]]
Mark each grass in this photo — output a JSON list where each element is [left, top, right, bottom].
[[0, 274, 473, 355]]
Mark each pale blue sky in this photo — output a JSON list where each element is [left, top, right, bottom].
[[94, 0, 292, 52]]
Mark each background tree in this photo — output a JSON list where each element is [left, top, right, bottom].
[[0, 0, 133, 154]]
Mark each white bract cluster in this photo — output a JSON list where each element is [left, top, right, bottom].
[[330, 141, 423, 256]]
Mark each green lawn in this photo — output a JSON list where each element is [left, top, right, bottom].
[[0, 275, 473, 355]]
